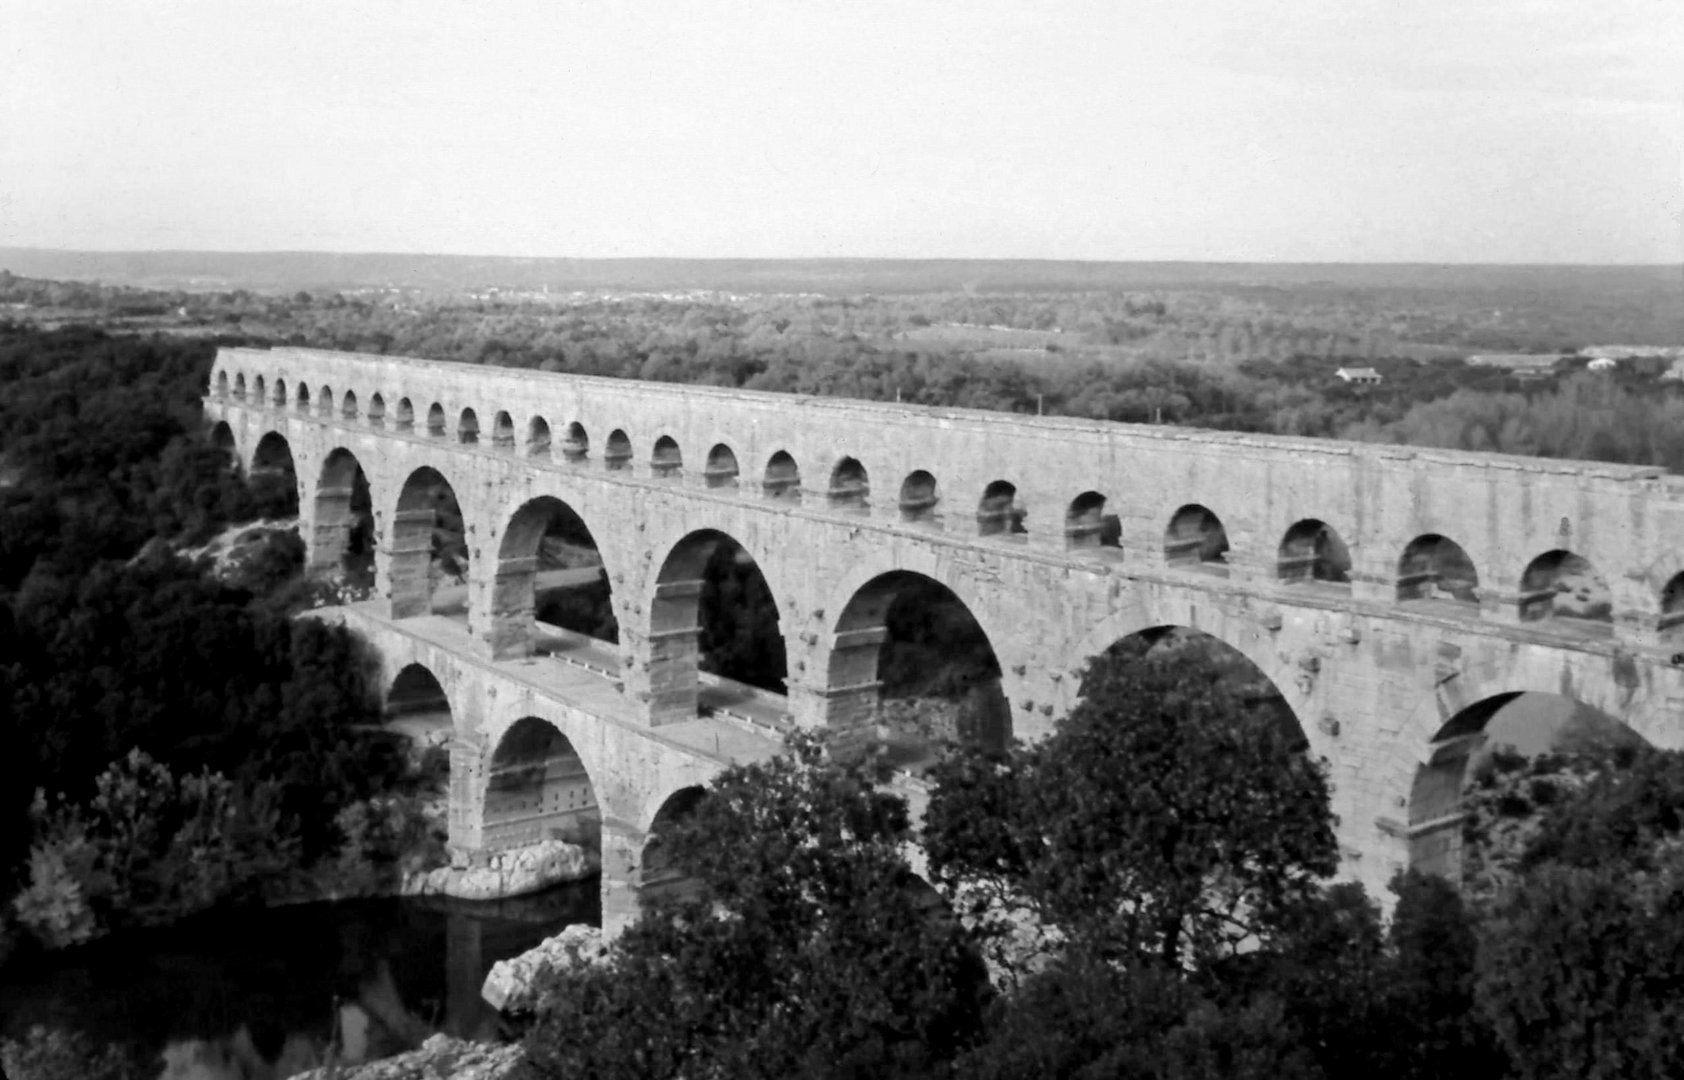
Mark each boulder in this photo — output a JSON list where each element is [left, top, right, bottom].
[[481, 923, 608, 1014], [285, 1034, 521, 1080]]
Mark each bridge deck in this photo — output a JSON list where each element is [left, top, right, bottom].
[[332, 600, 787, 769]]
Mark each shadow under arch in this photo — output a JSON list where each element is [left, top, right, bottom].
[[490, 495, 618, 661], [313, 447, 375, 586], [390, 466, 468, 620], [250, 430, 300, 517], [648, 528, 789, 726], [825, 569, 1010, 766], [1407, 690, 1645, 883], [484, 716, 601, 855]]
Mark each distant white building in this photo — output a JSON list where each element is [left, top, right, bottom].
[[1335, 366, 1383, 385]]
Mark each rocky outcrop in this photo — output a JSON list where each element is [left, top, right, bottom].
[[285, 1034, 521, 1080], [481, 923, 608, 1014], [403, 839, 597, 901]]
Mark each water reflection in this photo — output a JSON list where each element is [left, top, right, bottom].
[[1, 885, 597, 1079]]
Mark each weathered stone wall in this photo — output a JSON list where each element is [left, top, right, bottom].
[[205, 346, 1684, 911]]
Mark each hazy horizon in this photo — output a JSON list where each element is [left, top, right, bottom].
[[4, 245, 1678, 269], [4, 1, 1681, 265]]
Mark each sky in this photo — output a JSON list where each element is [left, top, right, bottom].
[[1, 0, 1680, 263]]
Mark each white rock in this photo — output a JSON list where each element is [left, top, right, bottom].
[[481, 924, 607, 1013]]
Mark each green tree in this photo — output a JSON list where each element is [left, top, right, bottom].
[[1474, 747, 1684, 1078], [522, 732, 990, 1080], [924, 638, 1337, 972]]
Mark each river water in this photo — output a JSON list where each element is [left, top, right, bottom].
[[0, 882, 598, 1080]]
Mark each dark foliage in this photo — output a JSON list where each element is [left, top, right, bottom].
[[522, 733, 991, 1080], [0, 324, 406, 900]]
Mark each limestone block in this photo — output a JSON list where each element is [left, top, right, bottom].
[[481, 924, 608, 1013]]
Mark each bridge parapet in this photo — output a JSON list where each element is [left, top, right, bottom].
[[211, 345, 1684, 629]]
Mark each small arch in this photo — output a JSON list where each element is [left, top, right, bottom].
[[1277, 519, 1352, 586], [316, 384, 335, 417], [1164, 504, 1230, 573], [233, 373, 247, 400], [829, 457, 869, 511], [1520, 550, 1612, 626], [492, 410, 515, 450], [527, 416, 553, 459], [652, 436, 683, 479], [395, 397, 414, 432], [458, 408, 480, 445], [977, 480, 1026, 537], [763, 450, 801, 502], [1066, 491, 1121, 552], [1397, 534, 1479, 606], [705, 444, 739, 490], [215, 371, 230, 398], [341, 389, 359, 420], [368, 393, 386, 427], [605, 429, 632, 471], [426, 403, 446, 438], [296, 381, 311, 412], [484, 718, 600, 854], [562, 421, 588, 463], [899, 471, 940, 524], [271, 377, 287, 408]]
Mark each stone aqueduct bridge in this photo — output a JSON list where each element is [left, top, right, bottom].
[[205, 346, 1684, 926]]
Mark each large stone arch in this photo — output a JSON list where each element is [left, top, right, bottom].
[[487, 494, 618, 661], [208, 420, 237, 468], [812, 546, 1024, 736], [388, 464, 470, 620], [1067, 593, 1316, 757], [645, 526, 792, 726], [816, 550, 1020, 758], [1397, 643, 1679, 763], [310, 446, 377, 577], [249, 429, 302, 517], [1403, 686, 1651, 882]]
